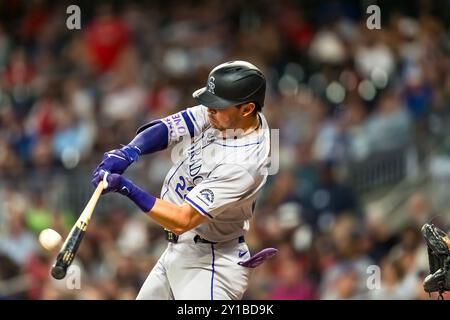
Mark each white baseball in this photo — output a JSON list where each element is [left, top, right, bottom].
[[39, 228, 62, 251]]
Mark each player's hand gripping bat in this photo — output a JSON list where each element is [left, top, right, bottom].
[[51, 175, 108, 279]]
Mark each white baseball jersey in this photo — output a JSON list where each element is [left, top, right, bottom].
[[159, 105, 271, 242], [136, 105, 271, 300]]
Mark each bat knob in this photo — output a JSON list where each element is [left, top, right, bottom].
[[51, 265, 67, 280]]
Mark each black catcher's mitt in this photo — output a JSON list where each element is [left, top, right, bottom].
[[421, 223, 450, 296]]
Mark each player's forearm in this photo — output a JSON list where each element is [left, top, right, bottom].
[[102, 173, 205, 234], [117, 178, 198, 234], [127, 121, 169, 157], [129, 107, 198, 158], [91, 122, 169, 185], [146, 200, 194, 235]]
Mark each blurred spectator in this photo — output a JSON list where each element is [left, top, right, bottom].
[[365, 89, 412, 153], [85, 4, 131, 74], [0, 254, 24, 299], [24, 191, 53, 234], [268, 246, 316, 300], [406, 192, 435, 228], [320, 263, 360, 300], [369, 257, 405, 300], [365, 205, 399, 264], [309, 162, 360, 231], [0, 139, 23, 176], [0, 211, 37, 266], [0, 24, 11, 68]]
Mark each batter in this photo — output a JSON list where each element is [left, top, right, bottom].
[[91, 61, 277, 300]]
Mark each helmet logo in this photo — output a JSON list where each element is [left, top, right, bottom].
[[207, 76, 215, 94]]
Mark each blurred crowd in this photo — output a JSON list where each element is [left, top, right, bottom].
[[1, 0, 450, 299]]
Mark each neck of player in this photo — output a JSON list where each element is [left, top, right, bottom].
[[221, 113, 260, 139]]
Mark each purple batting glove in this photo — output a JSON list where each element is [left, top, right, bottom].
[[91, 145, 141, 188], [98, 170, 126, 194], [99, 170, 156, 213]]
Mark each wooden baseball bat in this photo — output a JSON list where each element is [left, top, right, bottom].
[[51, 178, 106, 280]]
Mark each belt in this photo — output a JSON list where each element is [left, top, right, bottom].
[[164, 229, 244, 244]]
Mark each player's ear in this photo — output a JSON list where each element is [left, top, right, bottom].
[[240, 102, 255, 117]]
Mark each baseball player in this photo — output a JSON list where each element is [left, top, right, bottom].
[[92, 61, 277, 300]]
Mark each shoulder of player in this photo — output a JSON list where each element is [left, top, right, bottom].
[[186, 104, 208, 120]]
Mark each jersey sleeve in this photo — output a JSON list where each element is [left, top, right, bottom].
[[184, 105, 209, 136], [137, 105, 209, 147], [184, 164, 256, 219]]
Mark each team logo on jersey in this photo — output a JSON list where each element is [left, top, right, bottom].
[[198, 188, 214, 205], [207, 76, 215, 94], [206, 132, 216, 143]]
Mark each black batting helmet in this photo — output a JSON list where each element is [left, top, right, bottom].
[[192, 60, 266, 109]]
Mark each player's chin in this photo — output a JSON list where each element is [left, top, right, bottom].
[[209, 120, 222, 130]]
